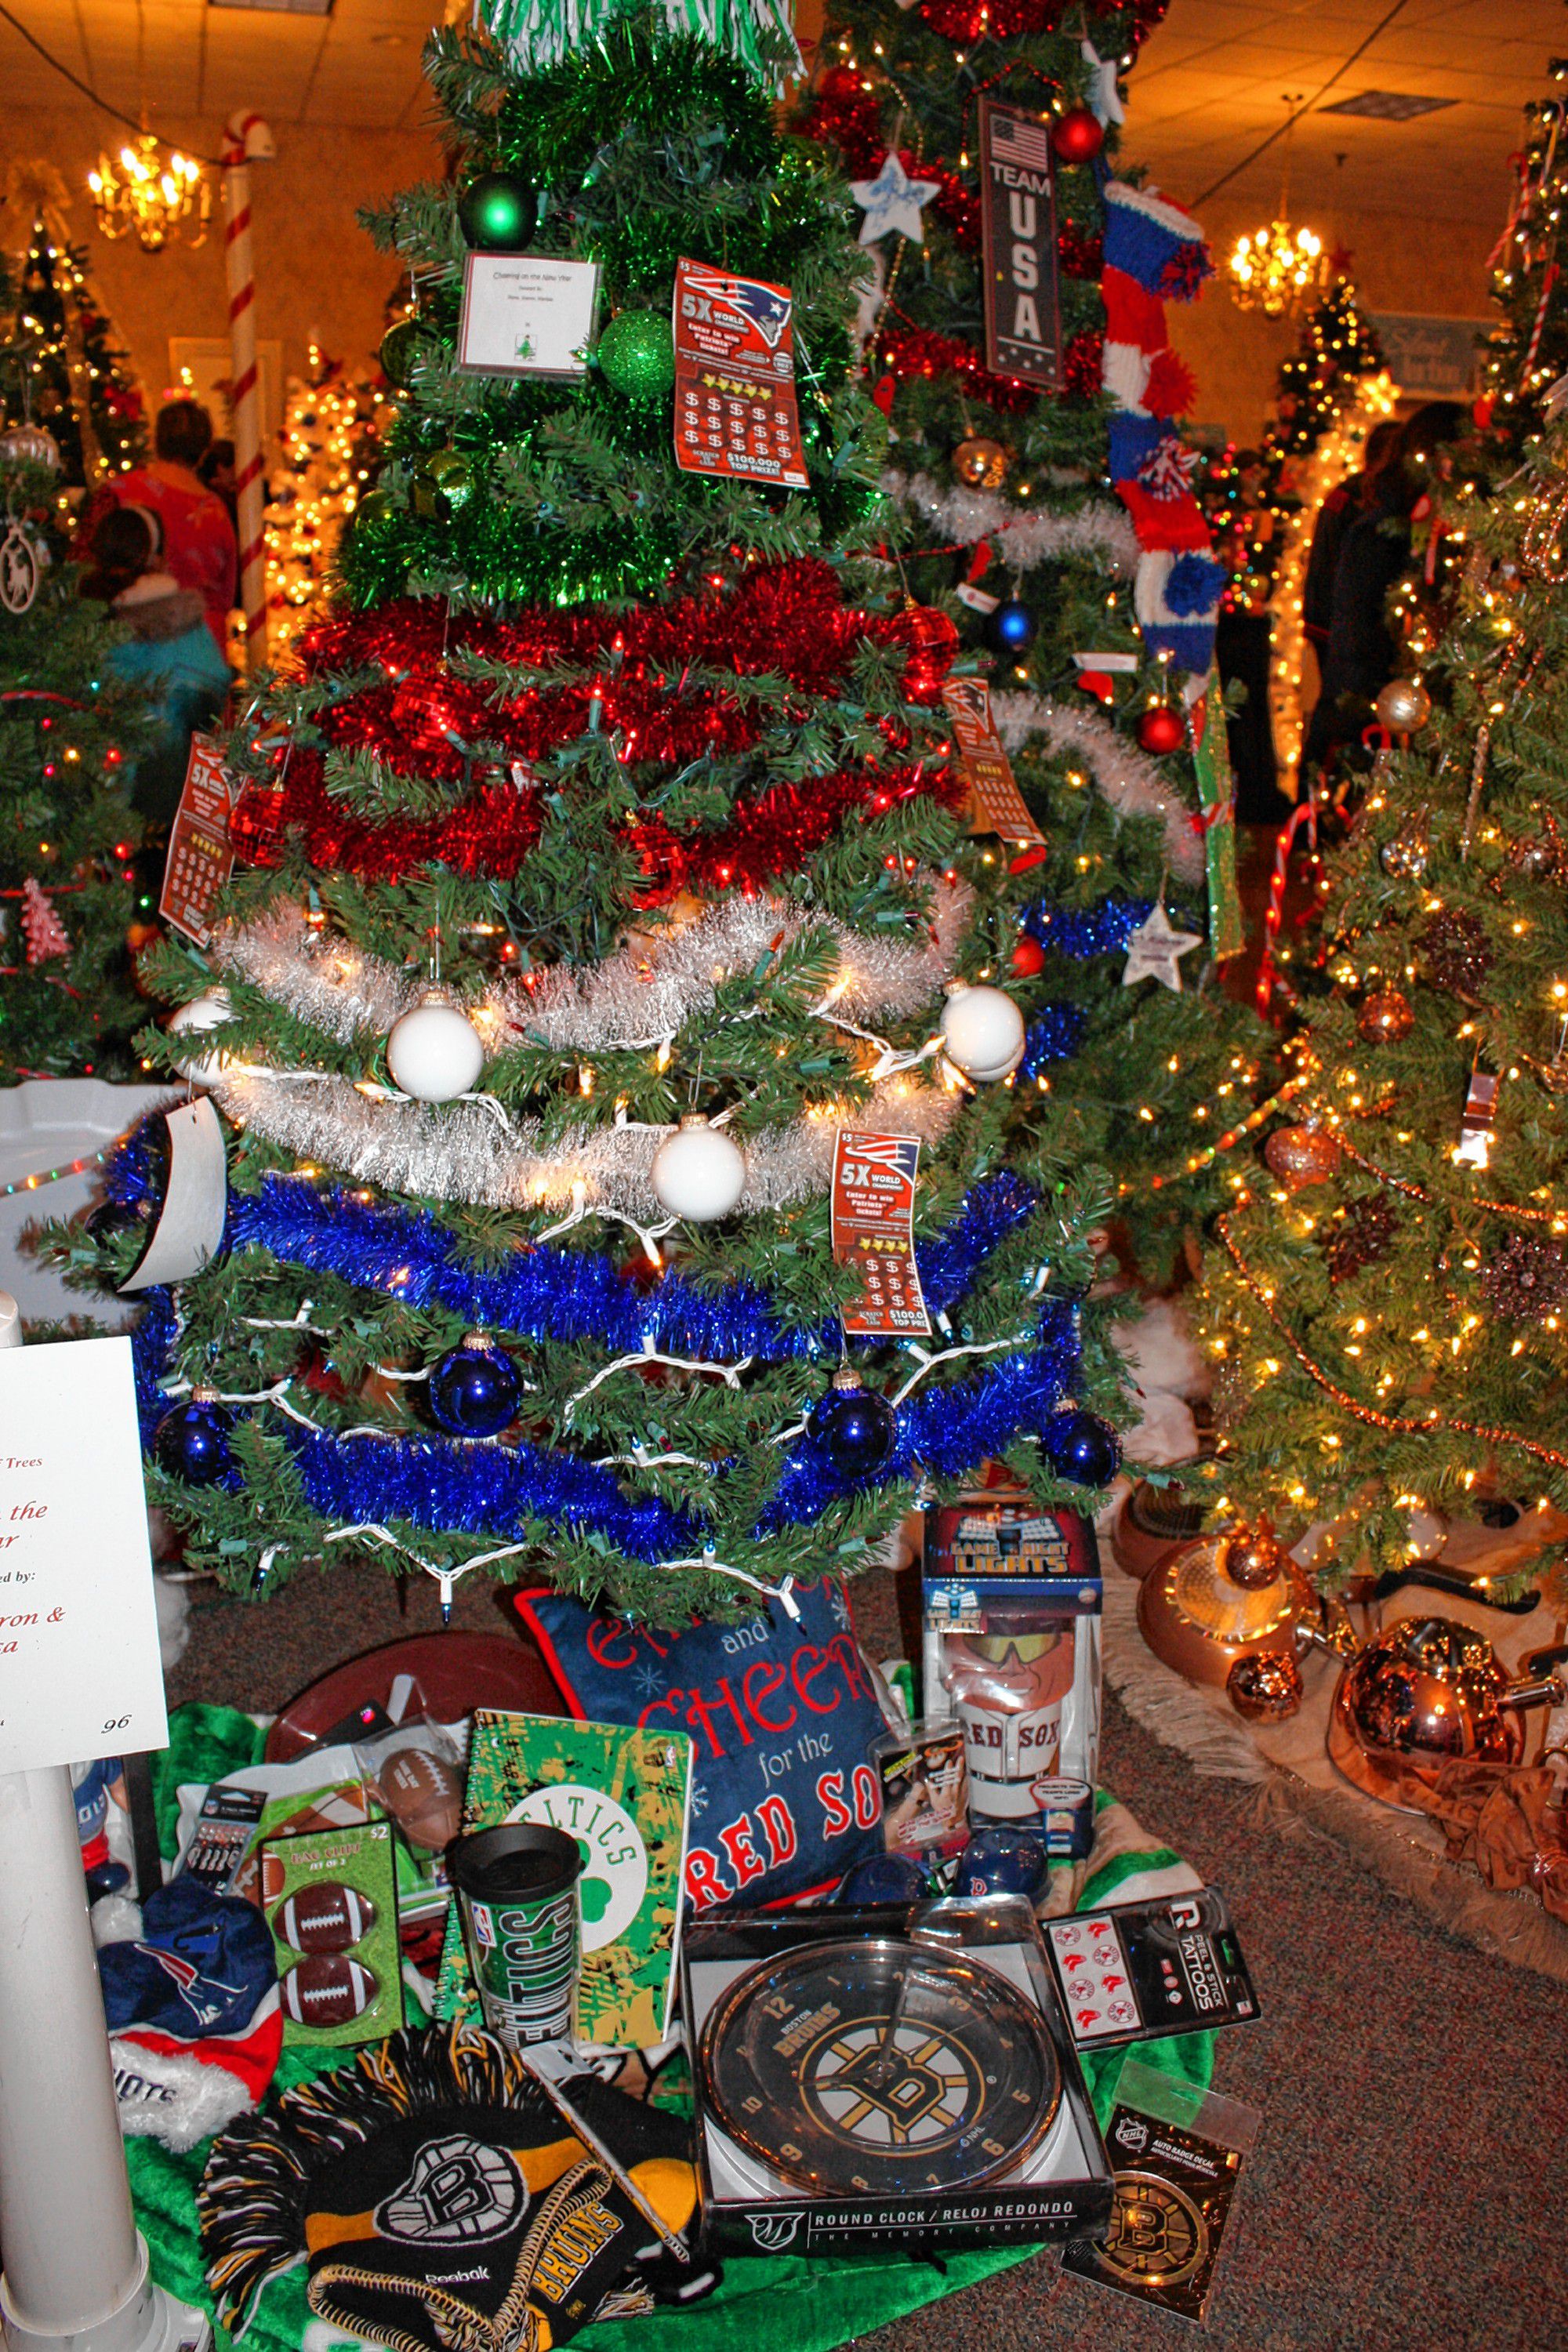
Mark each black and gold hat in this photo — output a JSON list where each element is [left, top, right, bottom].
[[198, 2024, 706, 2352]]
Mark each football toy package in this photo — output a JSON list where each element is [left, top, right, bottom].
[[922, 1490, 1102, 1860], [262, 1817, 403, 2049]]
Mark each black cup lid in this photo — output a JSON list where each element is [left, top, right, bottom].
[[445, 1821, 583, 1902]]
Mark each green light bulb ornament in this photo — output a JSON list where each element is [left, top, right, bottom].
[[457, 172, 539, 253]]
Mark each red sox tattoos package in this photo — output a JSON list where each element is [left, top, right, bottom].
[[921, 1492, 1103, 1860]]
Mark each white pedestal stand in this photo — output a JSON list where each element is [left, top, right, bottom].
[[0, 1297, 209, 2352]]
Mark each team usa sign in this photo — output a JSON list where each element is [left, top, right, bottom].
[[979, 101, 1062, 390]]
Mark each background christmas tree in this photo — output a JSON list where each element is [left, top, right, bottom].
[[795, 0, 1269, 1283], [1480, 72, 1568, 454], [266, 347, 394, 655], [1197, 401, 1568, 1588], [63, 0, 1144, 1621], [4, 216, 147, 490], [0, 447, 151, 1078]]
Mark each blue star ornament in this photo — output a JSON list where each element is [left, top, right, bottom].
[[851, 151, 941, 249]]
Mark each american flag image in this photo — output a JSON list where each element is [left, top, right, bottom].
[[988, 111, 1054, 170]]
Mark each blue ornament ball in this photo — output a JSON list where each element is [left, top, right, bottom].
[[428, 1334, 523, 1438], [808, 1371, 897, 1480], [955, 1827, 1051, 1903], [992, 598, 1035, 653], [1044, 1406, 1123, 1488], [154, 1395, 234, 1486], [837, 1851, 927, 1906]]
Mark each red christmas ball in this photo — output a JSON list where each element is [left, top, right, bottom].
[[899, 603, 960, 699], [1011, 934, 1046, 978], [1051, 107, 1105, 165], [1137, 705, 1185, 756]]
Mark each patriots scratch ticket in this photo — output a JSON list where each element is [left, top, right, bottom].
[[831, 1130, 930, 1337], [673, 257, 808, 488]]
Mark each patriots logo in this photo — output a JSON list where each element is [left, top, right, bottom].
[[140, 1943, 248, 2031], [681, 268, 792, 350]]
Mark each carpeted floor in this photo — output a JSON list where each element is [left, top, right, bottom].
[[169, 1563, 1568, 2352]]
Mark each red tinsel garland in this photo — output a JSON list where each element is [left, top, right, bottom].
[[227, 561, 964, 890], [875, 325, 1039, 412], [913, 0, 1168, 50]]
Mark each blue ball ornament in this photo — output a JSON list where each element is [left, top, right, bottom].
[[1044, 1406, 1122, 1488], [955, 1827, 1050, 1903], [837, 1852, 928, 1905], [154, 1394, 234, 1486], [808, 1369, 897, 1480], [992, 599, 1035, 654], [428, 1334, 524, 1438]]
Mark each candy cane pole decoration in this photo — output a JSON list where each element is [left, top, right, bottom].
[[222, 112, 274, 670]]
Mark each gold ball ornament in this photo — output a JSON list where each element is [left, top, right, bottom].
[[1378, 810, 1430, 881], [1221, 1524, 1286, 1591], [1358, 988, 1415, 1045], [1263, 1124, 1341, 1192], [1374, 677, 1432, 734], [1227, 1650, 1305, 1722], [953, 437, 1009, 491]]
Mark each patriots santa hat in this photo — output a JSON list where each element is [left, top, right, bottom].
[[99, 1877, 281, 2152]]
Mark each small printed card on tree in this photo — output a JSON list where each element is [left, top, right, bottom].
[[435, 1711, 694, 2049], [457, 255, 601, 377]]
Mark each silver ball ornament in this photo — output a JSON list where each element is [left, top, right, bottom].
[[940, 984, 1026, 1083], [385, 995, 486, 1102], [650, 1114, 746, 1221]]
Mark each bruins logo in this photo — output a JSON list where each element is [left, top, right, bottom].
[[374, 2135, 526, 2245]]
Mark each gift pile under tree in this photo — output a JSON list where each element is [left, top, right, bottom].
[[1198, 405, 1568, 1587], [3, 213, 146, 489], [797, 0, 1265, 1273], [60, 0, 1213, 1621], [0, 437, 149, 1078]]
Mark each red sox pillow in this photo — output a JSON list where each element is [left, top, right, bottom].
[[514, 1578, 889, 1912]]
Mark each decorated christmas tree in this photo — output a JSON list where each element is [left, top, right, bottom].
[[1480, 74, 1568, 452], [795, 0, 1269, 1278], [266, 348, 394, 654], [60, 0, 1166, 1620], [4, 216, 147, 489], [0, 446, 150, 1078], [1198, 405, 1568, 1585]]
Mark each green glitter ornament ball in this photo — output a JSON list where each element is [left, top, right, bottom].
[[597, 310, 677, 406], [457, 172, 539, 253], [426, 448, 474, 508]]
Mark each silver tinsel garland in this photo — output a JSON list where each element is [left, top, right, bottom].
[[213, 877, 974, 1059], [212, 1067, 961, 1217], [886, 472, 1139, 578], [989, 691, 1203, 880]]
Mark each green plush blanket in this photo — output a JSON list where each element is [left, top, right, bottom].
[[129, 1704, 1214, 2351]]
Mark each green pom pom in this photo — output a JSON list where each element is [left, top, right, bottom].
[[379, 319, 434, 389], [457, 172, 538, 252], [597, 310, 676, 407]]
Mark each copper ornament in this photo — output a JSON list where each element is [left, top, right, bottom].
[[1263, 1124, 1341, 1192], [1378, 810, 1430, 880], [1221, 1524, 1286, 1591], [1227, 1649, 1304, 1721], [1357, 988, 1415, 1045], [953, 436, 1010, 491], [1328, 1616, 1526, 1810], [1137, 1533, 1299, 1689], [1374, 677, 1432, 734]]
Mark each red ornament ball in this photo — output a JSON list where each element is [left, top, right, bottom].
[[1011, 934, 1046, 978], [900, 603, 960, 699], [1051, 106, 1105, 165], [1137, 705, 1185, 756]]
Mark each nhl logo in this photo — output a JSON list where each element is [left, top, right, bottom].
[[749, 2212, 802, 2252], [1114, 2116, 1150, 2155]]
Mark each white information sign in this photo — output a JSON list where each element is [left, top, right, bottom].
[[457, 254, 600, 378], [0, 1335, 169, 1773]]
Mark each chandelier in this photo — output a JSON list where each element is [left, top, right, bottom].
[[1226, 96, 1324, 318], [1228, 220, 1324, 316], [89, 132, 210, 253]]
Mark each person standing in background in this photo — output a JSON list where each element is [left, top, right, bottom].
[[78, 398, 237, 654], [1301, 418, 1403, 676], [81, 506, 231, 828]]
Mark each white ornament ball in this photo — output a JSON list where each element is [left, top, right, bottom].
[[940, 984, 1026, 1082], [168, 989, 237, 1088], [386, 996, 486, 1102], [650, 1116, 746, 1221]]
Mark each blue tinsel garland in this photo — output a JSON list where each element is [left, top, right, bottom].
[[111, 1121, 1085, 1559], [1019, 895, 1152, 959]]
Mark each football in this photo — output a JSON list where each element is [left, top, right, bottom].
[[281, 1953, 378, 2027], [376, 1744, 463, 1851], [272, 1880, 377, 1955]]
